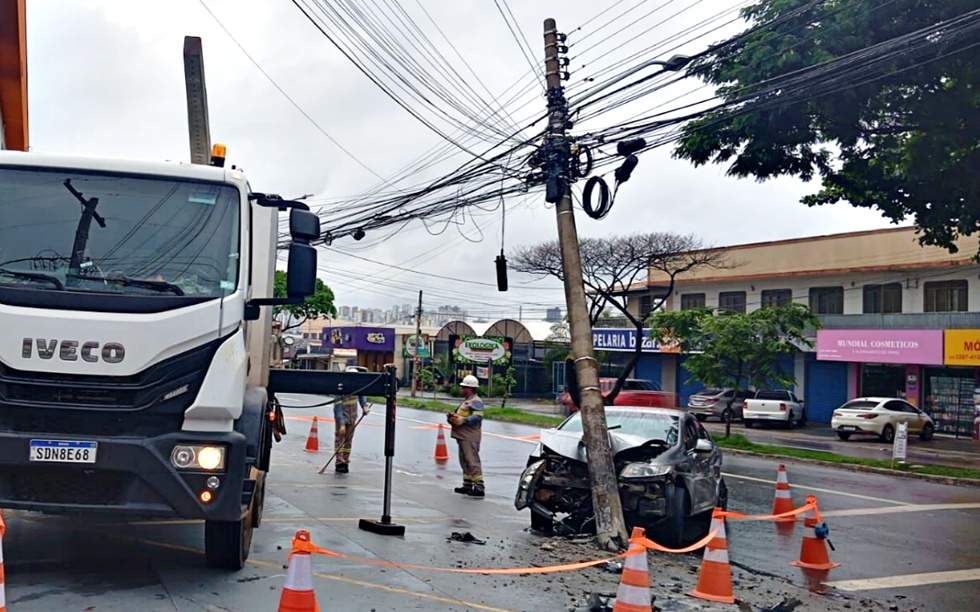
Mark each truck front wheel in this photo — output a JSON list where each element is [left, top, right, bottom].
[[205, 511, 253, 570]]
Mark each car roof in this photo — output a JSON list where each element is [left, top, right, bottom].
[[604, 406, 684, 418], [846, 397, 897, 403]]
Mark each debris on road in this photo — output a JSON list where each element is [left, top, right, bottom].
[[448, 531, 486, 545]]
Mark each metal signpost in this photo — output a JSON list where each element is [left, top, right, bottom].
[[892, 421, 908, 467]]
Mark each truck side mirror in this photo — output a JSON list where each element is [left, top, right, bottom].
[[286, 243, 316, 298], [286, 209, 319, 299]]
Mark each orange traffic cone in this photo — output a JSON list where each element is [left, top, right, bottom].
[[772, 464, 797, 522], [612, 527, 652, 612], [434, 423, 450, 463], [304, 417, 320, 453], [791, 495, 840, 570], [689, 508, 735, 604], [278, 530, 320, 612], [1, 509, 6, 612]]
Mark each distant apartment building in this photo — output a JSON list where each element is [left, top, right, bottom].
[[607, 227, 979, 430], [546, 307, 563, 323]]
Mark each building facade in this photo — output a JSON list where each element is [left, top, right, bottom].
[[613, 227, 980, 432]]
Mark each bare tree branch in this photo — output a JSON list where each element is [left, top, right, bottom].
[[511, 233, 728, 404]]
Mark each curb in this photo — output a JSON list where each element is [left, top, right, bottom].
[[719, 447, 980, 488]]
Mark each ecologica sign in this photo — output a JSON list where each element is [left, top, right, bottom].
[[453, 335, 511, 365]]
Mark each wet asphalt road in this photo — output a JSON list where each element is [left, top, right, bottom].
[[2, 395, 979, 611]]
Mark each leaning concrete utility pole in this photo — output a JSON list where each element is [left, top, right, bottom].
[[542, 18, 628, 550]]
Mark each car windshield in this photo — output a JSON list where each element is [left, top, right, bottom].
[[0, 167, 240, 298], [559, 410, 679, 445], [841, 400, 880, 410], [624, 379, 659, 391], [755, 390, 789, 400]]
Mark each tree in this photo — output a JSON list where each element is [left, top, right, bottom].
[[649, 303, 820, 437], [273, 270, 337, 332], [513, 233, 725, 404], [673, 0, 980, 256], [493, 366, 518, 407]]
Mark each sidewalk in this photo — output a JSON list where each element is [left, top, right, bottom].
[[397, 389, 979, 469]]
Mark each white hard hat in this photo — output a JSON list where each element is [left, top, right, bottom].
[[460, 375, 480, 388]]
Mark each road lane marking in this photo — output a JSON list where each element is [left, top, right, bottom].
[[395, 414, 539, 444], [820, 502, 980, 518], [721, 472, 914, 506], [825, 568, 980, 591]]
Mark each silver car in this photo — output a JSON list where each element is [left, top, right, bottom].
[[687, 388, 753, 422]]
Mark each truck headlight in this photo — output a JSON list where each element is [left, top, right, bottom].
[[170, 445, 226, 471], [620, 463, 672, 479], [515, 459, 545, 510]]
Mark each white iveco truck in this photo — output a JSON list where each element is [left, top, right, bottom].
[[0, 147, 321, 568]]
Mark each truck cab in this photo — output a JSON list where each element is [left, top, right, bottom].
[[0, 150, 319, 568]]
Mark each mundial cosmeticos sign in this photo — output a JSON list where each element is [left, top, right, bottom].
[[453, 335, 511, 365]]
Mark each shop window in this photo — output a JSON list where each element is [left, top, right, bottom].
[[924, 280, 968, 312], [761, 288, 792, 307], [925, 368, 978, 436], [638, 293, 666, 319], [639, 294, 653, 319], [718, 291, 746, 314], [861, 364, 907, 398], [809, 286, 844, 314], [680, 293, 706, 310], [863, 283, 903, 314]]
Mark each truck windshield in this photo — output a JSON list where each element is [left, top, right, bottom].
[[0, 167, 239, 298]]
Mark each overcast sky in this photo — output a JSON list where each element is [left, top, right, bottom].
[[24, 0, 896, 320]]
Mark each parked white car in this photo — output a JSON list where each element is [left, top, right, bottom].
[[742, 389, 806, 428], [831, 397, 936, 442]]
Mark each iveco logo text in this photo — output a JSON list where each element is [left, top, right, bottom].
[[21, 338, 126, 363]]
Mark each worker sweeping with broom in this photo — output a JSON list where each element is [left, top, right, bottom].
[[333, 366, 371, 473]]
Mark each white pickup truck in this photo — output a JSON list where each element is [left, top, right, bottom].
[[742, 389, 806, 428]]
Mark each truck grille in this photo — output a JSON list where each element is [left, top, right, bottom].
[[0, 336, 224, 437]]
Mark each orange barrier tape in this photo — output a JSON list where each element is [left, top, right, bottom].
[[630, 527, 719, 554], [0, 509, 5, 539], [283, 497, 824, 576], [719, 499, 817, 523], [288, 528, 718, 575]]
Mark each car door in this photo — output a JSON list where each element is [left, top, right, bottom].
[[681, 416, 713, 513], [883, 400, 912, 432], [898, 400, 925, 433]]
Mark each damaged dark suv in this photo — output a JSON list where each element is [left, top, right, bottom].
[[514, 407, 727, 547]]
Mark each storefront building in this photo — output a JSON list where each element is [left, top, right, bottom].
[[816, 328, 978, 437], [592, 328, 681, 403], [321, 326, 395, 372], [933, 329, 980, 438]]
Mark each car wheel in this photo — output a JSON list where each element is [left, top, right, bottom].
[[919, 422, 935, 441], [721, 409, 734, 425], [796, 409, 807, 429], [657, 485, 690, 549], [880, 424, 895, 443], [530, 510, 553, 534], [836, 431, 851, 441], [744, 419, 755, 428], [717, 478, 728, 511]]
